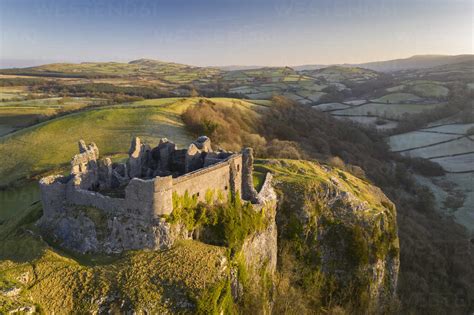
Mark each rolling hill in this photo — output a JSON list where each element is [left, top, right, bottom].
[[354, 54, 474, 72]]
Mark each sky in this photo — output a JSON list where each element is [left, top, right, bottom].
[[0, 0, 472, 67]]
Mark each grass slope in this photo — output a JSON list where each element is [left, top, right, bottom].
[[0, 97, 263, 187], [0, 231, 229, 314]]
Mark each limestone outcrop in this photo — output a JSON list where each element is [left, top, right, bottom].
[[256, 159, 400, 312]]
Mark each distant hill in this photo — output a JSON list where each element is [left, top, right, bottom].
[[353, 54, 474, 72], [301, 65, 379, 83], [291, 55, 474, 72], [292, 64, 327, 71], [214, 65, 265, 71], [128, 58, 194, 69]]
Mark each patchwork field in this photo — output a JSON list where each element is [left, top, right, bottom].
[[0, 86, 30, 100], [388, 123, 474, 234], [403, 137, 473, 160], [389, 131, 461, 152], [371, 92, 422, 104], [331, 102, 444, 119]]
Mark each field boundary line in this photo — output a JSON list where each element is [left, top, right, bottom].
[[428, 151, 474, 160], [393, 135, 467, 153]]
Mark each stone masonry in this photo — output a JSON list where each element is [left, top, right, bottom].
[[38, 136, 274, 254]]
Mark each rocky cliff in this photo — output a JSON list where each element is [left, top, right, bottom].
[[256, 159, 400, 313], [0, 159, 398, 314]]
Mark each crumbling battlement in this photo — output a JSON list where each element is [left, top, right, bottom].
[[38, 136, 274, 253]]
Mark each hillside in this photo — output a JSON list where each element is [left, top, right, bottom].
[[354, 54, 474, 72], [0, 58, 473, 314], [179, 97, 474, 314], [0, 155, 398, 313]]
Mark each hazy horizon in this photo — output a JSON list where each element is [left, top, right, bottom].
[[1, 0, 473, 68], [2, 52, 474, 69]]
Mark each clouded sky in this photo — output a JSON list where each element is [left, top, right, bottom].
[[0, 0, 472, 67]]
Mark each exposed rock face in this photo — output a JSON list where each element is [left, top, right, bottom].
[[227, 172, 278, 312], [315, 175, 400, 310], [258, 160, 400, 312], [44, 205, 189, 254]]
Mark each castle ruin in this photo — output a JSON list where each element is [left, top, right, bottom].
[[38, 136, 274, 254]]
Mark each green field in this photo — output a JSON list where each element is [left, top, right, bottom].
[[0, 98, 193, 187], [332, 102, 444, 119], [371, 92, 422, 104], [411, 83, 449, 98], [0, 86, 30, 100], [385, 85, 405, 93], [421, 123, 474, 134], [343, 99, 367, 106], [313, 102, 350, 111], [302, 66, 379, 83], [0, 97, 107, 136], [389, 131, 460, 152], [403, 137, 473, 159], [430, 153, 474, 173], [0, 97, 266, 187], [388, 122, 474, 234]]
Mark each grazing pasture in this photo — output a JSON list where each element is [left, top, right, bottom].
[[343, 99, 367, 106], [386, 85, 405, 92], [431, 153, 474, 173], [331, 102, 444, 119], [388, 122, 474, 233], [313, 102, 350, 111], [411, 83, 449, 98], [371, 92, 422, 104], [0, 97, 105, 136], [389, 131, 461, 152], [421, 123, 474, 134], [403, 137, 473, 159]]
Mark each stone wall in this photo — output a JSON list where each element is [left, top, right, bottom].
[[173, 155, 242, 201], [38, 136, 266, 254], [151, 154, 243, 216]]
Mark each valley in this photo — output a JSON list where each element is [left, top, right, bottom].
[[0, 54, 473, 314]]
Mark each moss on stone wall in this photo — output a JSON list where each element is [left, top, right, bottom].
[[167, 190, 267, 255]]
